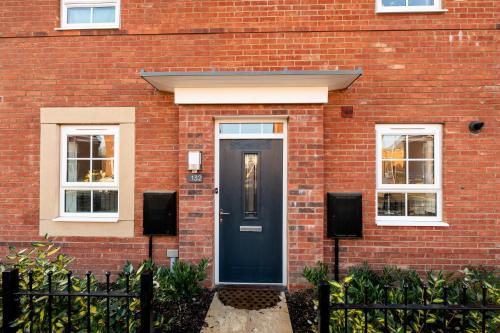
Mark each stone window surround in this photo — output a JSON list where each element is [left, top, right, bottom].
[[40, 107, 135, 237]]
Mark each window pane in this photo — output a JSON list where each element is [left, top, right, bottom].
[[91, 160, 114, 182], [408, 0, 434, 6], [382, 160, 406, 184], [67, 135, 90, 158], [92, 135, 114, 158], [219, 124, 239, 134], [382, 0, 406, 6], [65, 190, 91, 212], [241, 123, 261, 134], [262, 123, 284, 134], [244, 154, 258, 217], [382, 135, 406, 159], [408, 193, 436, 216], [409, 161, 434, 184], [93, 190, 118, 212], [408, 135, 434, 159], [67, 7, 91, 24], [378, 193, 405, 216], [67, 160, 90, 182], [93, 6, 115, 23]]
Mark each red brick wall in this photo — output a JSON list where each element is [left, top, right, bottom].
[[1, 0, 498, 37], [0, 0, 498, 286], [177, 105, 325, 288]]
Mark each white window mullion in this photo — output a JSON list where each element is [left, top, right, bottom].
[[405, 135, 409, 185], [59, 125, 119, 219], [61, 0, 120, 29], [376, 124, 443, 225]]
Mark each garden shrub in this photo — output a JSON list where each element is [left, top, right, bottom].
[[303, 261, 329, 290], [119, 258, 208, 303], [304, 262, 500, 333], [0, 236, 209, 332]]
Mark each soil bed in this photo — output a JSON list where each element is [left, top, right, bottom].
[[286, 289, 316, 333], [154, 288, 215, 333]]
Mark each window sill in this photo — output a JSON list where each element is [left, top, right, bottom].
[[53, 217, 119, 223], [55, 26, 120, 31], [376, 221, 449, 227], [376, 9, 448, 14]]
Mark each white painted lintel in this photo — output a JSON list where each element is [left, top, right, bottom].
[[174, 87, 328, 104]]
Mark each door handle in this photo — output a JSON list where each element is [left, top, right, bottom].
[[219, 209, 231, 223]]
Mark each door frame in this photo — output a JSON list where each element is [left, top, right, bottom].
[[214, 116, 288, 286]]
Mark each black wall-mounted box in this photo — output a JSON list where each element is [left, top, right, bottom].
[[143, 191, 177, 236], [326, 192, 362, 238]]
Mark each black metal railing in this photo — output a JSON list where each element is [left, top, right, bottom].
[[2, 268, 153, 333], [318, 281, 500, 333]]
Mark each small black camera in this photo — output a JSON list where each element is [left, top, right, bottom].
[[468, 121, 484, 134]]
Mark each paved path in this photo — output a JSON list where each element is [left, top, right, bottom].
[[202, 291, 293, 333]]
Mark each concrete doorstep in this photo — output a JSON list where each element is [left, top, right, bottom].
[[202, 291, 293, 333]]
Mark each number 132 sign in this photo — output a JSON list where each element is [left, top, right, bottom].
[[187, 174, 203, 183]]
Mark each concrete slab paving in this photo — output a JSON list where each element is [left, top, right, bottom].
[[202, 291, 293, 333]]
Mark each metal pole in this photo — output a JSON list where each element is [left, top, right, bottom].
[[148, 235, 153, 260], [318, 281, 330, 333], [2, 268, 20, 333], [140, 271, 153, 333], [334, 238, 340, 282]]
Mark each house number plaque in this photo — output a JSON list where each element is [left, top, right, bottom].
[[187, 174, 203, 183]]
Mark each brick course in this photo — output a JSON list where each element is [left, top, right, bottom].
[[0, 0, 498, 287]]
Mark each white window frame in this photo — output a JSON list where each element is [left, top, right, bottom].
[[375, 124, 446, 226], [59, 125, 119, 219], [375, 0, 446, 13], [60, 0, 120, 30]]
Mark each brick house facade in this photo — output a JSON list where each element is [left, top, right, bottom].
[[0, 0, 498, 289]]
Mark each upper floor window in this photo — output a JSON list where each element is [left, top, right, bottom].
[[376, 124, 444, 226], [61, 0, 120, 29], [60, 126, 119, 219], [376, 0, 444, 13]]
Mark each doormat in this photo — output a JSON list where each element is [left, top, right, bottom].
[[217, 288, 281, 310]]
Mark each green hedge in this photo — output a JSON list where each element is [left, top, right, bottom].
[[305, 263, 500, 332], [0, 237, 208, 332]]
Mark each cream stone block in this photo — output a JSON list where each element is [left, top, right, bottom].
[[39, 107, 135, 238]]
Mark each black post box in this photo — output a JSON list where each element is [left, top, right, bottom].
[[326, 192, 362, 238], [143, 191, 177, 236]]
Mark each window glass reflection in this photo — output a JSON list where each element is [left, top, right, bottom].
[[68, 135, 90, 158], [382, 135, 406, 159], [409, 161, 434, 184], [92, 160, 114, 182], [65, 190, 91, 212], [244, 154, 258, 217], [408, 135, 433, 159], [408, 0, 434, 6], [382, 0, 406, 6], [93, 6, 115, 23], [93, 190, 118, 212], [219, 124, 239, 134], [408, 193, 436, 216], [92, 135, 114, 158], [382, 160, 406, 184], [378, 192, 405, 216], [241, 123, 261, 134]]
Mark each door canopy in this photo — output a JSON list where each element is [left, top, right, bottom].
[[140, 69, 363, 104]]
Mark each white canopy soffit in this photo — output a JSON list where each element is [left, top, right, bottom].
[[140, 69, 363, 104]]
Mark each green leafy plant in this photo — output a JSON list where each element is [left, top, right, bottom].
[[307, 263, 500, 333], [0, 236, 209, 332], [117, 258, 208, 303], [304, 261, 329, 289]]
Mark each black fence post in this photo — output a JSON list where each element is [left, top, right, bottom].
[[318, 281, 330, 333], [139, 271, 153, 333], [2, 268, 20, 333]]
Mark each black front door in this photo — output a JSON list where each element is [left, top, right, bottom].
[[219, 139, 283, 283]]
